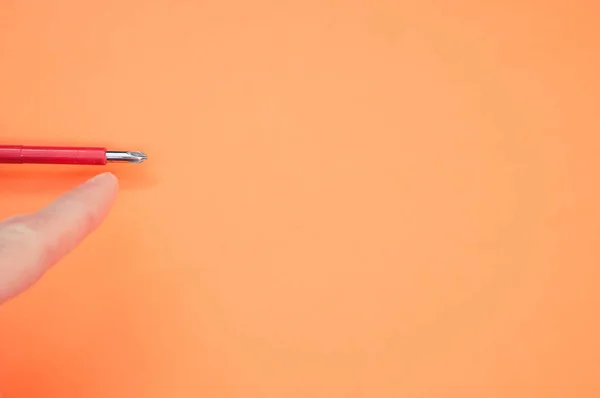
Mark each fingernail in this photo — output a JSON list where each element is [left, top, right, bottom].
[[86, 172, 118, 185]]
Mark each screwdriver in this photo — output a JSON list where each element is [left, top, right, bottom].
[[0, 145, 147, 165]]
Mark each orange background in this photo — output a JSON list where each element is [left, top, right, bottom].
[[1, 1, 600, 396]]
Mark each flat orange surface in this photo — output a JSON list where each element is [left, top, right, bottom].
[[1, 1, 600, 397]]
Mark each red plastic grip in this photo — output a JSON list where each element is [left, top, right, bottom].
[[0, 145, 107, 165]]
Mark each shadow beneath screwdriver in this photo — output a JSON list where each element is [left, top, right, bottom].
[[0, 164, 156, 193]]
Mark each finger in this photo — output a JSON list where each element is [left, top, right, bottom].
[[0, 172, 119, 303]]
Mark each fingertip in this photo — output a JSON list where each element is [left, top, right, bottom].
[[88, 172, 119, 190], [33, 171, 121, 259], [75, 172, 119, 205]]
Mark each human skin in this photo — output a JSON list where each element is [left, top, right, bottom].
[[0, 172, 118, 303]]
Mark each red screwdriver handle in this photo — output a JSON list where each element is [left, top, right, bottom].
[[0, 145, 107, 165]]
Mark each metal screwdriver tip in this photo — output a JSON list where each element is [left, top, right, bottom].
[[106, 151, 148, 164]]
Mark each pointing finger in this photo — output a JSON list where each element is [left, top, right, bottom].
[[0, 172, 118, 303]]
